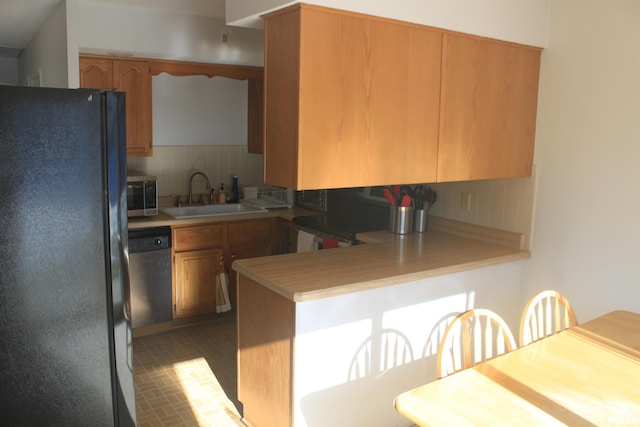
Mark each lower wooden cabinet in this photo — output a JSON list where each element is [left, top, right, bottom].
[[274, 218, 297, 254], [172, 218, 274, 320], [227, 219, 274, 310], [173, 248, 224, 318], [238, 275, 295, 427], [172, 224, 225, 319]]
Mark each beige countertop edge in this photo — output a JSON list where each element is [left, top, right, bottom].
[[127, 206, 321, 228], [235, 250, 530, 302], [232, 218, 529, 303]]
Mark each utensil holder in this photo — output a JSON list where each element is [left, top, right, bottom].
[[414, 209, 429, 233], [389, 206, 414, 234]]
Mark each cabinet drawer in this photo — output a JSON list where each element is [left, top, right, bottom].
[[228, 219, 272, 245], [173, 224, 224, 251]]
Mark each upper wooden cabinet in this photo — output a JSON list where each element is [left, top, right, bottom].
[[80, 56, 264, 157], [247, 79, 264, 154], [78, 57, 112, 90], [262, 4, 542, 189], [437, 34, 541, 182], [263, 4, 442, 190], [113, 60, 153, 157], [80, 56, 153, 157]]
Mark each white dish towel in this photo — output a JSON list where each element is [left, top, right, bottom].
[[297, 230, 318, 253], [216, 271, 232, 313]]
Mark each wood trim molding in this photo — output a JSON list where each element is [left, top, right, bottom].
[[149, 59, 263, 80], [79, 54, 263, 81]]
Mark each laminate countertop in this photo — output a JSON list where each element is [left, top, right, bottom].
[[128, 205, 319, 229], [232, 216, 530, 302]]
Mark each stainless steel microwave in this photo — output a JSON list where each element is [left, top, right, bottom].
[[126, 175, 158, 217]]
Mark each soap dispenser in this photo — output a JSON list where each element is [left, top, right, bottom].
[[217, 183, 226, 204]]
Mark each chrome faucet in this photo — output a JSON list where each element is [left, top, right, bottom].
[[188, 171, 211, 205]]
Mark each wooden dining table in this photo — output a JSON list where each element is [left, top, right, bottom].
[[394, 310, 640, 426]]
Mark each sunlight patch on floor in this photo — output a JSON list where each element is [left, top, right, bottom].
[[173, 357, 242, 426]]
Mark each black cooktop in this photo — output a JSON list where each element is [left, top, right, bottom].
[[293, 215, 363, 241], [293, 187, 391, 241], [293, 208, 388, 241]]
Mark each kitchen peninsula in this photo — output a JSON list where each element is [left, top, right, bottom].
[[232, 217, 530, 427]]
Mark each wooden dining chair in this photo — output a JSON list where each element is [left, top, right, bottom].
[[519, 290, 578, 346], [436, 309, 517, 379]]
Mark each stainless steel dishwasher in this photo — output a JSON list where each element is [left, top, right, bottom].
[[128, 227, 172, 328]]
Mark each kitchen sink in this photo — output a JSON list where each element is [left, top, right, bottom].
[[160, 203, 264, 219]]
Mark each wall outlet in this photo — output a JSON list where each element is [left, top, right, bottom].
[[460, 192, 472, 211]]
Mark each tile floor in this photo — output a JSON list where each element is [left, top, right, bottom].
[[133, 316, 246, 426]]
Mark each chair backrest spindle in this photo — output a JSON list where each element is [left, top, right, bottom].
[[519, 290, 578, 347], [437, 309, 517, 379]]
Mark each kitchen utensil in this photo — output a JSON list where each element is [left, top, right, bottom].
[[392, 185, 402, 204], [426, 187, 437, 207], [400, 195, 412, 207], [383, 188, 396, 206], [414, 186, 422, 206]]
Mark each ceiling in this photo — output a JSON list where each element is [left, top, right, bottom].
[[0, 0, 226, 57]]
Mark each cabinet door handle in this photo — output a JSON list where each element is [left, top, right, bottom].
[[219, 254, 225, 262]]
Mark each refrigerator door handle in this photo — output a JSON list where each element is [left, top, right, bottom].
[[121, 242, 131, 323]]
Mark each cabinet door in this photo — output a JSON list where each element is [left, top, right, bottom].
[[228, 242, 272, 311], [362, 19, 441, 186], [437, 34, 541, 181], [173, 224, 224, 251], [273, 218, 297, 255], [264, 5, 441, 189], [173, 248, 224, 318], [113, 59, 153, 157], [227, 219, 273, 310], [79, 57, 113, 90], [247, 78, 264, 154], [228, 219, 273, 246], [264, 6, 301, 188]]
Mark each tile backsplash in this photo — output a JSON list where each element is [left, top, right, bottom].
[[127, 145, 264, 200], [428, 166, 537, 250], [128, 146, 536, 249]]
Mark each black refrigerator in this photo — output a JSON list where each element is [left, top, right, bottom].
[[0, 86, 135, 426]]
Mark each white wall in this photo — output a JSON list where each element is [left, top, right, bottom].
[[152, 75, 248, 147], [227, 0, 550, 48], [18, 0, 68, 88], [66, 0, 264, 88], [0, 57, 18, 85], [293, 260, 525, 426], [60, 0, 267, 195], [525, 0, 640, 320]]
